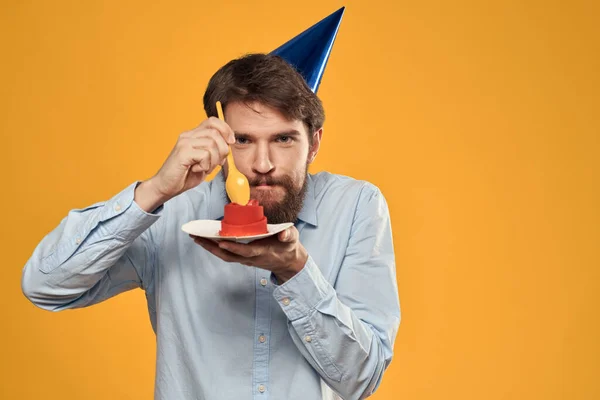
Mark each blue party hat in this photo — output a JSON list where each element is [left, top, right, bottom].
[[270, 7, 345, 93]]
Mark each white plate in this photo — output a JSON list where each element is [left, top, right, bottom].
[[181, 219, 294, 244]]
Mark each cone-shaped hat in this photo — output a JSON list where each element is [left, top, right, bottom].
[[270, 7, 345, 93]]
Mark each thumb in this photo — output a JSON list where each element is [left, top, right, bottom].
[[278, 227, 297, 243]]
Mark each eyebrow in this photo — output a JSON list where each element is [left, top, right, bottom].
[[234, 130, 303, 139]]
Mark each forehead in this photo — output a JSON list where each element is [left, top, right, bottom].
[[224, 101, 306, 136]]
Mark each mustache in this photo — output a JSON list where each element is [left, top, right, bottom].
[[249, 175, 290, 186]]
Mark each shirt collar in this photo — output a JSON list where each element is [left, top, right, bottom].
[[297, 173, 318, 227], [207, 170, 318, 227]]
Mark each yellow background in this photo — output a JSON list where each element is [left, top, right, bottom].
[[1, 0, 598, 399]]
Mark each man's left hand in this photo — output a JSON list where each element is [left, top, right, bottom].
[[191, 227, 308, 283]]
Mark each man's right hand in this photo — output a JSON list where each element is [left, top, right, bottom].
[[134, 117, 236, 212]]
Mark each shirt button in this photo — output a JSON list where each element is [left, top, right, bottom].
[[114, 204, 121, 211], [260, 278, 268, 286], [75, 238, 81, 244], [258, 384, 266, 393], [305, 335, 312, 343], [282, 297, 290, 306], [258, 335, 266, 343]]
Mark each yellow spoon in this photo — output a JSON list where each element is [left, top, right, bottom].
[[216, 101, 250, 205]]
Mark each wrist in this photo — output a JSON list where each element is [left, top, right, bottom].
[[134, 178, 171, 213], [276, 249, 308, 284]]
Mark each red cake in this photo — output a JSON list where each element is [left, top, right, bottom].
[[219, 199, 268, 236]]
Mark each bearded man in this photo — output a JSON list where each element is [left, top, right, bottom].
[[22, 9, 400, 400]]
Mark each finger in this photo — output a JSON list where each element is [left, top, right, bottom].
[[190, 163, 207, 174], [218, 241, 263, 258], [278, 227, 298, 243], [184, 147, 212, 172], [208, 116, 236, 144], [194, 117, 235, 144], [192, 236, 220, 246], [193, 237, 215, 247], [179, 121, 210, 139], [187, 137, 221, 170], [178, 129, 195, 139], [194, 238, 244, 263], [190, 235, 210, 244], [190, 129, 230, 165]]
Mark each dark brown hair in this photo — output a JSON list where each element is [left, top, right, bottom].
[[203, 53, 325, 140]]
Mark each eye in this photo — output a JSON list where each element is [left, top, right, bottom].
[[236, 137, 250, 145], [276, 135, 293, 143]]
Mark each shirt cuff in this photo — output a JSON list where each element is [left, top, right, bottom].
[[272, 255, 334, 321]]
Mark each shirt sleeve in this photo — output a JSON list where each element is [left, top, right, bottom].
[[272, 185, 401, 400], [21, 181, 163, 312]]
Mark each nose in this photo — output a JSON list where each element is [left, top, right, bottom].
[[251, 142, 274, 175]]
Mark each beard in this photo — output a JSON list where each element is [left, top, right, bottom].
[[245, 164, 309, 224]]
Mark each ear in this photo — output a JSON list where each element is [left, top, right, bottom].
[[308, 128, 323, 164]]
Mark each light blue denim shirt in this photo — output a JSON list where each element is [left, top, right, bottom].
[[22, 170, 400, 400]]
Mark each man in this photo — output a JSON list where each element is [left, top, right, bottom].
[[21, 10, 400, 400]]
